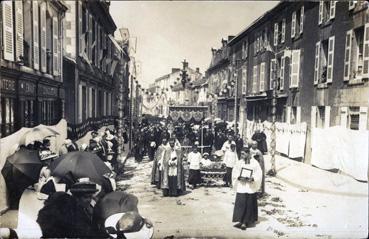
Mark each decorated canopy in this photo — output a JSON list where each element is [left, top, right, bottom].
[[168, 106, 208, 123]]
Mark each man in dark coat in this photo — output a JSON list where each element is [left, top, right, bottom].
[[251, 129, 268, 154]]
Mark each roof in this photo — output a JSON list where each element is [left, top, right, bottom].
[[228, 1, 285, 46], [155, 74, 170, 82]]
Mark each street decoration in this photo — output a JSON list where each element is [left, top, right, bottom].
[[168, 106, 208, 123]]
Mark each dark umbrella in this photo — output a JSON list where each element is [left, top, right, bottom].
[[1, 148, 42, 208], [50, 151, 112, 187]]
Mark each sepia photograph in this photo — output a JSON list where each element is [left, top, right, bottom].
[[0, 0, 368, 238]]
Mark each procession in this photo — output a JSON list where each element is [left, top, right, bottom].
[[0, 0, 368, 238]]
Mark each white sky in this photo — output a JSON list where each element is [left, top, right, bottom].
[[110, 1, 278, 88]]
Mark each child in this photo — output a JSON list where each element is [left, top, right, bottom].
[[187, 143, 202, 189]]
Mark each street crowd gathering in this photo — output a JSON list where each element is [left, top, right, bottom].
[[1, 116, 268, 238]]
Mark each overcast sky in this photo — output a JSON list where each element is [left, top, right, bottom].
[[110, 1, 278, 88]]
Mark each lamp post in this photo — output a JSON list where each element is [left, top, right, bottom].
[[267, 78, 278, 176]]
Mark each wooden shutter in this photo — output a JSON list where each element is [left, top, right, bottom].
[[329, 1, 336, 20], [40, 2, 46, 72], [300, 6, 304, 34], [88, 13, 93, 61], [32, 1, 39, 70], [344, 30, 353, 81], [363, 23, 369, 79], [242, 66, 247, 95], [281, 19, 286, 43], [324, 106, 331, 128], [319, 1, 323, 25], [15, 0, 23, 62], [2, 1, 14, 61], [340, 107, 348, 128], [291, 11, 296, 38], [327, 36, 335, 83], [95, 22, 99, 66], [349, 1, 356, 10], [359, 107, 368, 130], [78, 0, 83, 56], [260, 62, 265, 92], [274, 22, 278, 46], [314, 42, 321, 85], [311, 106, 317, 129], [290, 50, 300, 88], [253, 65, 257, 93], [270, 58, 276, 90], [53, 17, 58, 75], [280, 56, 285, 90], [296, 106, 301, 124]]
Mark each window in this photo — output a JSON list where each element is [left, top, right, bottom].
[[259, 62, 266, 92], [311, 106, 331, 128], [319, 1, 336, 25], [314, 37, 335, 84], [287, 106, 301, 124], [292, 6, 304, 39], [290, 50, 301, 88], [252, 65, 258, 93], [0, 97, 15, 137], [341, 106, 368, 130], [349, 107, 360, 130], [274, 18, 286, 46], [242, 39, 248, 59], [344, 24, 369, 81], [241, 65, 247, 95], [270, 55, 286, 91]]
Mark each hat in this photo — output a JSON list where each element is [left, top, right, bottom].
[[203, 152, 209, 156], [230, 141, 236, 146], [70, 179, 98, 194], [105, 212, 154, 239]]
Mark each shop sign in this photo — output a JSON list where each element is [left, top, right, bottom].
[[1, 78, 16, 93], [19, 80, 36, 95]]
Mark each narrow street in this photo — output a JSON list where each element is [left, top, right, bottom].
[[117, 156, 368, 239]]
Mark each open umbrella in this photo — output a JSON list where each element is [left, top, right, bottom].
[[50, 151, 111, 187], [19, 126, 60, 146], [1, 148, 42, 208]]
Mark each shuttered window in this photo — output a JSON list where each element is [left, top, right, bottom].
[[253, 65, 257, 93], [359, 107, 368, 130], [53, 17, 58, 75], [32, 1, 39, 69], [2, 1, 14, 61], [340, 107, 348, 128], [329, 1, 336, 20], [300, 6, 304, 34], [314, 42, 320, 85], [324, 106, 331, 128], [40, 2, 47, 72], [260, 62, 265, 92], [88, 13, 93, 61], [15, 1, 23, 62], [280, 56, 285, 90], [327, 36, 335, 83], [290, 50, 300, 88], [242, 66, 247, 95], [363, 23, 369, 79], [78, 1, 83, 56], [270, 59, 276, 90], [318, 1, 324, 25], [274, 23, 278, 46], [344, 30, 353, 81], [291, 11, 296, 39], [281, 19, 286, 43]]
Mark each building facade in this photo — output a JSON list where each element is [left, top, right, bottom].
[[0, 0, 67, 137], [214, 1, 368, 161], [63, 0, 128, 139]]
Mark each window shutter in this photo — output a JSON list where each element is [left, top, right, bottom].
[[15, 0, 23, 62], [280, 56, 285, 90], [296, 106, 301, 124], [274, 23, 278, 46], [78, 0, 83, 56], [253, 65, 257, 93], [311, 106, 317, 129], [32, 1, 39, 70], [340, 107, 348, 128], [291, 11, 296, 38], [242, 66, 247, 95], [363, 23, 369, 79], [300, 6, 304, 34], [286, 106, 291, 124], [88, 13, 93, 61], [270, 59, 276, 90], [324, 106, 331, 128], [349, 1, 356, 10], [314, 42, 321, 85], [53, 17, 58, 75], [319, 1, 323, 25], [85, 8, 89, 57], [2, 1, 14, 61], [290, 50, 300, 88], [40, 2, 47, 73], [88, 87, 92, 118], [359, 107, 368, 130], [344, 30, 353, 81], [329, 1, 337, 20], [96, 23, 99, 66], [327, 36, 335, 83], [281, 19, 286, 43], [260, 62, 265, 92]]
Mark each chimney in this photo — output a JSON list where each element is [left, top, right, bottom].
[[221, 38, 227, 47], [196, 67, 200, 73], [228, 35, 235, 42]]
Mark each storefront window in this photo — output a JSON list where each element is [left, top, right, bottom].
[[1, 97, 15, 137]]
